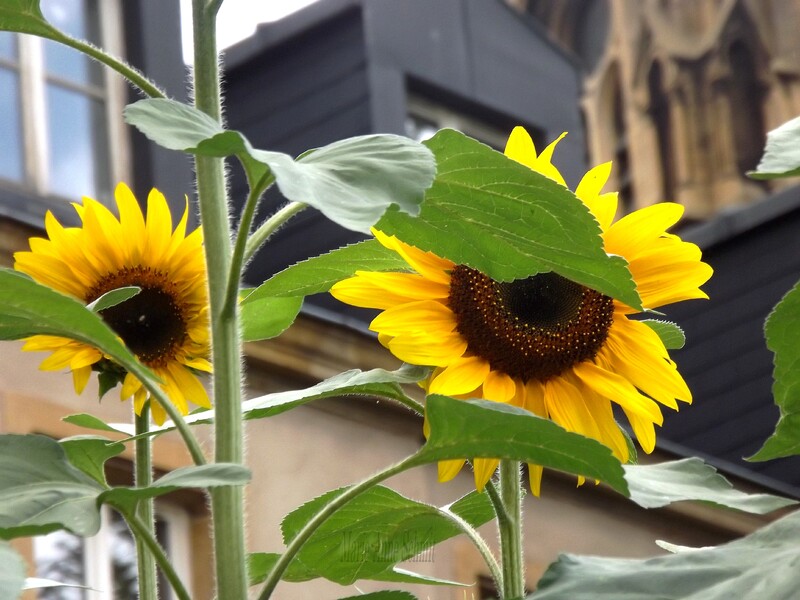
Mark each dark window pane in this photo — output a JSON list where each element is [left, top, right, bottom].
[[34, 530, 87, 600], [0, 67, 24, 182], [46, 84, 110, 199], [109, 510, 139, 599], [0, 31, 16, 60], [42, 0, 102, 85]]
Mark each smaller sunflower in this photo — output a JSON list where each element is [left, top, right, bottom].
[[331, 127, 712, 494], [14, 183, 212, 424]]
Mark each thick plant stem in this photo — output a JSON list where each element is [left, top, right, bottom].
[[134, 405, 157, 600], [498, 460, 525, 600], [192, 1, 248, 599]]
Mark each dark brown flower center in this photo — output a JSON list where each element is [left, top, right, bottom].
[[448, 266, 614, 381], [86, 267, 188, 367]]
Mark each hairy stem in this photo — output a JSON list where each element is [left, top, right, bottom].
[[191, 0, 248, 598], [256, 454, 418, 599], [123, 510, 192, 600], [243, 201, 307, 263], [134, 405, 157, 600], [498, 460, 525, 599]]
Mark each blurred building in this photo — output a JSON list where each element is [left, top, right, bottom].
[[0, 1, 796, 599]]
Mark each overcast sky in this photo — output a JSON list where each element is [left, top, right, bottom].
[[180, 0, 320, 62]]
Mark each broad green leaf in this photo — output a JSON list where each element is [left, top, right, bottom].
[[640, 319, 685, 349], [0, 0, 55, 37], [125, 365, 428, 441], [246, 239, 409, 301], [417, 396, 628, 494], [529, 510, 800, 600], [0, 434, 103, 539], [241, 296, 303, 342], [124, 99, 435, 232], [338, 592, 417, 600], [60, 435, 125, 487], [750, 280, 800, 461], [123, 98, 223, 153], [624, 458, 795, 513], [247, 553, 454, 587], [377, 129, 641, 308], [87, 286, 140, 312], [62, 413, 132, 436], [100, 464, 251, 512], [748, 115, 800, 179], [278, 486, 488, 585], [0, 269, 162, 397], [0, 543, 25, 600]]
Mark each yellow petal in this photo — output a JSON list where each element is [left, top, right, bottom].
[[604, 203, 684, 258], [387, 332, 467, 366], [532, 132, 567, 185], [428, 356, 490, 396], [372, 229, 453, 284], [504, 126, 539, 170], [122, 372, 142, 399], [72, 366, 92, 394], [438, 459, 465, 482], [472, 458, 499, 491], [369, 300, 457, 337], [572, 362, 664, 425], [528, 463, 544, 497], [481, 369, 516, 403]]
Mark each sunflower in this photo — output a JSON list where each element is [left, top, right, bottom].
[[14, 182, 211, 425], [331, 127, 712, 494]]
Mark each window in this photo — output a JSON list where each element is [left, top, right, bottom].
[[405, 94, 529, 151], [33, 504, 193, 599], [0, 0, 127, 202]]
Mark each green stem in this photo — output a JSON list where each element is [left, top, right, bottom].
[[123, 510, 193, 600], [256, 454, 419, 600], [48, 30, 165, 98], [243, 201, 307, 263], [223, 172, 275, 317], [498, 460, 525, 600], [192, 1, 248, 598], [134, 372, 206, 466], [134, 405, 157, 600], [437, 506, 502, 591]]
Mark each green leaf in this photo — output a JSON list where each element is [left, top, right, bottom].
[[0, 0, 55, 37], [62, 413, 132, 436], [241, 295, 303, 342], [377, 129, 641, 308], [277, 486, 487, 585], [0, 543, 25, 600], [60, 435, 125, 487], [624, 458, 795, 513], [640, 319, 685, 349], [86, 286, 140, 312], [748, 115, 800, 180], [0, 434, 103, 539], [750, 280, 800, 461], [338, 592, 418, 600], [246, 239, 409, 301], [417, 395, 628, 494], [529, 510, 800, 600], [126, 365, 428, 441], [124, 99, 435, 232], [0, 269, 162, 399], [247, 552, 454, 588], [100, 464, 251, 512], [123, 98, 224, 153], [24, 577, 91, 592]]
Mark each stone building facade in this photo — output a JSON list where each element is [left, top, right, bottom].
[[511, 0, 800, 221]]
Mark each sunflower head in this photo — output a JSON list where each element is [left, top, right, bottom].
[[14, 183, 212, 424], [331, 127, 712, 494]]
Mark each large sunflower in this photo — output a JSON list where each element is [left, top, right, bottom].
[[331, 127, 712, 494], [14, 182, 211, 424]]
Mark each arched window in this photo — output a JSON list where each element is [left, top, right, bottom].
[[647, 61, 676, 202], [728, 41, 765, 174]]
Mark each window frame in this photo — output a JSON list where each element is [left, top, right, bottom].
[[0, 0, 129, 208]]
